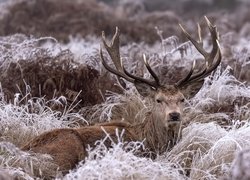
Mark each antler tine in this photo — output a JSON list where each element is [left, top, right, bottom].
[[179, 24, 208, 57], [176, 17, 221, 87], [100, 28, 161, 89], [204, 16, 219, 66], [100, 48, 132, 83], [190, 41, 221, 83], [198, 39, 221, 78], [197, 23, 202, 43], [143, 54, 160, 86], [122, 54, 160, 88], [100, 27, 134, 84], [188, 19, 221, 82], [122, 65, 158, 88], [176, 60, 196, 86], [102, 27, 123, 72]]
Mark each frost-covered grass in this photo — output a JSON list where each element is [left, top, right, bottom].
[[167, 122, 250, 179], [0, 93, 89, 178], [0, 93, 82, 146], [64, 134, 186, 180], [0, 18, 250, 179]]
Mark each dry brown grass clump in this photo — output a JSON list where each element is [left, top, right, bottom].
[[0, 34, 122, 111], [0, 53, 104, 109]]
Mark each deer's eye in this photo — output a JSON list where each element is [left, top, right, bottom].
[[180, 98, 185, 103]]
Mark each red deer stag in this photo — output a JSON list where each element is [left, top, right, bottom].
[[22, 17, 221, 174]]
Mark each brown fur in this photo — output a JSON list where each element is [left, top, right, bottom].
[[22, 129, 87, 174], [22, 122, 137, 173]]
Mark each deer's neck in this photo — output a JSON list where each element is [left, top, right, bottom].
[[134, 111, 179, 155]]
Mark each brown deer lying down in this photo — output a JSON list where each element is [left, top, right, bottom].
[[22, 17, 221, 174]]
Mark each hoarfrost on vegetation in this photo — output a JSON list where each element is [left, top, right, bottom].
[[229, 148, 250, 180], [192, 66, 249, 105], [0, 91, 84, 146], [64, 130, 185, 180], [0, 4, 249, 179], [0, 34, 61, 73], [166, 121, 250, 179], [61, 36, 101, 69], [0, 32, 249, 179], [0, 141, 57, 179]]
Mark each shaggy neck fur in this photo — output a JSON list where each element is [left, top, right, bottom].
[[133, 108, 180, 156]]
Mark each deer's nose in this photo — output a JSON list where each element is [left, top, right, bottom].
[[169, 112, 180, 121]]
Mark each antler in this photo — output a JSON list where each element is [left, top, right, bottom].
[[100, 27, 160, 89], [176, 16, 222, 87]]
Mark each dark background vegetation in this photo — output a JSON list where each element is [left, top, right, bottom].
[[1, 0, 249, 44]]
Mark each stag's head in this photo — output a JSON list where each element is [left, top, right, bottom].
[[100, 17, 221, 127]]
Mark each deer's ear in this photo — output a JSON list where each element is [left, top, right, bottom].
[[179, 80, 204, 99], [134, 81, 156, 97]]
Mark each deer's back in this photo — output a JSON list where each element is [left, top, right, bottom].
[[22, 128, 87, 173], [21, 122, 136, 173], [75, 121, 137, 148]]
